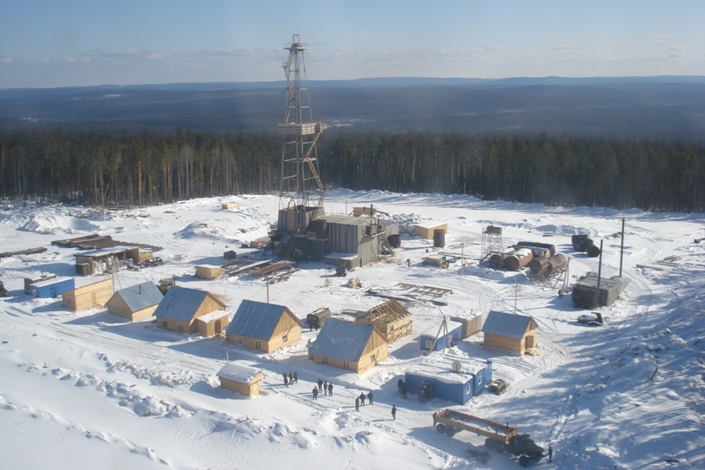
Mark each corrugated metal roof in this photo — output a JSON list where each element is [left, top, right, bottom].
[[226, 299, 293, 340], [481, 310, 535, 339], [116, 282, 163, 312], [309, 318, 375, 362], [324, 215, 372, 226], [153, 286, 210, 322]]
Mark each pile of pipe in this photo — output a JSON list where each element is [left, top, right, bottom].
[[571, 234, 601, 257]]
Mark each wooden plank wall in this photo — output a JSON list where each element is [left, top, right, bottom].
[[62, 279, 113, 312]]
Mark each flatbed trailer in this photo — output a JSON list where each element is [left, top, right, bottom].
[[433, 409, 517, 442], [433, 409, 544, 467]]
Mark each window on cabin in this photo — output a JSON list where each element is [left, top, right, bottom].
[[371, 354, 376, 363], [162, 321, 167, 328], [322, 357, 328, 364], [255, 341, 261, 349], [282, 334, 288, 343], [236, 337, 242, 346], [343, 361, 349, 369], [178, 324, 184, 332]]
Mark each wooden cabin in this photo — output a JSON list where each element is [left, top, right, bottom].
[[222, 202, 240, 210], [106, 281, 164, 321], [226, 299, 301, 353], [308, 318, 388, 374], [74, 247, 143, 275], [154, 286, 228, 334], [217, 363, 264, 397], [62, 278, 113, 312], [355, 299, 413, 343], [414, 222, 449, 239], [196, 310, 230, 337], [481, 311, 538, 356], [195, 265, 223, 280]]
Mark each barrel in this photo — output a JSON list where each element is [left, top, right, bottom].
[[433, 229, 446, 248], [504, 248, 534, 271], [387, 234, 402, 248], [571, 235, 592, 252], [586, 243, 601, 258], [547, 253, 568, 272]]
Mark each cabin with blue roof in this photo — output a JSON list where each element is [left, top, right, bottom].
[[405, 354, 492, 405], [154, 286, 229, 336], [106, 281, 164, 321], [308, 318, 388, 374], [226, 299, 301, 353], [482, 310, 538, 356]]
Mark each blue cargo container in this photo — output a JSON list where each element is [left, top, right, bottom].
[[419, 322, 463, 352], [405, 354, 492, 405], [29, 276, 75, 299]]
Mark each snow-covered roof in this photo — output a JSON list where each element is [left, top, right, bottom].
[[226, 299, 296, 340], [325, 252, 358, 260], [196, 310, 229, 324], [406, 353, 489, 385], [481, 310, 535, 338], [153, 286, 213, 322], [31, 276, 73, 288], [217, 363, 263, 384], [309, 318, 376, 362], [115, 282, 163, 312], [74, 246, 136, 257]]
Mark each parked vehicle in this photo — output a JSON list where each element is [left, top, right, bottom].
[[577, 312, 605, 326], [433, 409, 544, 467]]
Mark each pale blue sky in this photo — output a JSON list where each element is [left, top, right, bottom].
[[1, 0, 704, 88]]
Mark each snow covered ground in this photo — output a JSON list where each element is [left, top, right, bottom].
[[1, 189, 704, 469]]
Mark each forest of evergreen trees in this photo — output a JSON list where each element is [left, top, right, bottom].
[[0, 128, 703, 212]]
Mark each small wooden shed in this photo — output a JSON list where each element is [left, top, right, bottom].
[[481, 311, 538, 356], [62, 278, 113, 311], [355, 299, 413, 343], [195, 265, 223, 280], [217, 363, 264, 397], [308, 318, 388, 374], [414, 222, 449, 239], [154, 286, 228, 334], [222, 202, 240, 210], [196, 310, 230, 337], [106, 281, 164, 321], [226, 299, 301, 353]]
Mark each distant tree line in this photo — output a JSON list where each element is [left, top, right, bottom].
[[0, 129, 703, 212]]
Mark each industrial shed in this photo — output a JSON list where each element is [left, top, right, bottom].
[[74, 246, 145, 275], [154, 286, 228, 335], [572, 273, 630, 309], [355, 299, 413, 343], [217, 363, 264, 398], [106, 282, 163, 321], [322, 215, 397, 270], [29, 276, 74, 299], [62, 278, 113, 311], [226, 299, 301, 353], [405, 354, 493, 405], [414, 222, 448, 239], [221, 202, 240, 210], [482, 311, 538, 356], [195, 265, 223, 280], [308, 318, 388, 374]]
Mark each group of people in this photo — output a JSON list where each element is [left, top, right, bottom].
[[397, 379, 408, 398], [282, 371, 298, 387], [354, 391, 374, 411]]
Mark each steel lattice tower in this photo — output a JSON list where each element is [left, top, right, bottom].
[[278, 34, 324, 213]]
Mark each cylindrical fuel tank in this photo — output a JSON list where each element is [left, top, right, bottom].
[[504, 248, 534, 271]]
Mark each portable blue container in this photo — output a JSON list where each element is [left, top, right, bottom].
[[29, 276, 75, 299], [405, 354, 492, 405], [419, 323, 463, 352]]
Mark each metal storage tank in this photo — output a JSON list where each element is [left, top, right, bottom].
[[433, 229, 446, 248]]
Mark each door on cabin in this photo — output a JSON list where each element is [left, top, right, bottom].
[[215, 320, 222, 335], [525, 335, 535, 349]]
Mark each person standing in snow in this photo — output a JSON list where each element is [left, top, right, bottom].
[[283, 373, 289, 388], [355, 397, 360, 411], [397, 379, 403, 394], [359, 392, 366, 405], [312, 387, 318, 400], [391, 405, 396, 420], [289, 372, 294, 384], [323, 381, 328, 395], [328, 383, 333, 396], [367, 391, 373, 405], [317, 378, 323, 392], [293, 371, 298, 384], [548, 446, 553, 462], [401, 382, 408, 399]]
